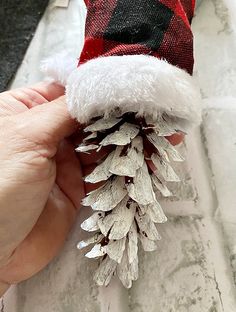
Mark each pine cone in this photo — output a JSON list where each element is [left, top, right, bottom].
[[77, 112, 186, 288]]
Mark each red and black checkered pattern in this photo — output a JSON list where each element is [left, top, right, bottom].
[[80, 0, 195, 74]]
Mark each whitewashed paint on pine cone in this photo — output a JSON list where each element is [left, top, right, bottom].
[[77, 113, 186, 288]]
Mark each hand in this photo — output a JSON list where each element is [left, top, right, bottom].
[[0, 82, 86, 296]]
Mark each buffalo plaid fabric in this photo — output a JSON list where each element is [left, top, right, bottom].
[[80, 0, 195, 74]]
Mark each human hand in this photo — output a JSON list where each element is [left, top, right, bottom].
[[0, 82, 87, 296]]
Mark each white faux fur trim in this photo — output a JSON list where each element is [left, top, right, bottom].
[[66, 55, 202, 127], [41, 51, 78, 86]]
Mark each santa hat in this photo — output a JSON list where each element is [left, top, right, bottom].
[[43, 0, 201, 128], [42, 0, 202, 288]]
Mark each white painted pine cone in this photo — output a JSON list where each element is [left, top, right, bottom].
[[77, 112, 185, 288]]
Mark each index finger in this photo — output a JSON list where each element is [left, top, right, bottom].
[[8, 81, 65, 109], [0, 82, 65, 118]]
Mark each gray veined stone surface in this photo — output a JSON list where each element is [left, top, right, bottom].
[[202, 99, 236, 287], [129, 217, 224, 312], [2, 0, 236, 311], [193, 0, 236, 99]]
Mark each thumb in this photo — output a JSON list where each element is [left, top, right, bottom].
[[8, 96, 78, 148]]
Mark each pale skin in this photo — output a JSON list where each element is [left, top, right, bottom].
[[0, 82, 183, 297]]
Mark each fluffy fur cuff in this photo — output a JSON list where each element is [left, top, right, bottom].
[[42, 54, 202, 127]]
